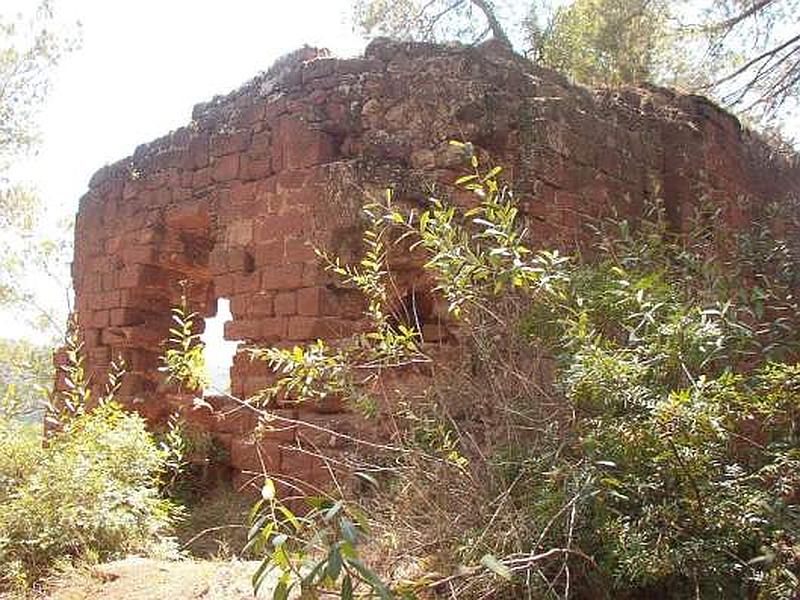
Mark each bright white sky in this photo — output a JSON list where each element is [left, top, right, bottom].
[[2, 0, 367, 340], [30, 0, 365, 218]]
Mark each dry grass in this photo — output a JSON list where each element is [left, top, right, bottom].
[[174, 484, 253, 559]]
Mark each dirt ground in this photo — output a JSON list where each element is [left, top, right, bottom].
[[39, 557, 269, 600]]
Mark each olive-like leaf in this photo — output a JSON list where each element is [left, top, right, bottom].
[[481, 553, 512, 581]]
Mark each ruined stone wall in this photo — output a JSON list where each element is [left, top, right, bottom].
[[67, 38, 800, 488]]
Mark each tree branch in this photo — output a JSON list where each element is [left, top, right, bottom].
[[703, 0, 778, 34], [705, 32, 800, 90], [469, 0, 511, 47]]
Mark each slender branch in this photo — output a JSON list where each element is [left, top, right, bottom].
[[178, 524, 246, 550], [421, 0, 467, 40], [425, 547, 596, 590], [705, 32, 800, 90], [701, 0, 777, 34], [469, 0, 511, 47]]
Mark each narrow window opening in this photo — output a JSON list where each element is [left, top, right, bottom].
[[201, 298, 238, 396], [243, 251, 256, 274]]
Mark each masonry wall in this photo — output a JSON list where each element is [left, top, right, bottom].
[[66, 38, 800, 489]]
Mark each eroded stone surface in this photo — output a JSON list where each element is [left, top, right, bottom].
[[62, 38, 800, 487]]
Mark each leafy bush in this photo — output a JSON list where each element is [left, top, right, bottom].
[[0, 420, 42, 505], [0, 327, 180, 591], [162, 145, 799, 598], [510, 197, 799, 596], [0, 402, 178, 590], [0, 338, 52, 422]]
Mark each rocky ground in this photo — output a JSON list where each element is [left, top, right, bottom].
[[35, 557, 267, 600]]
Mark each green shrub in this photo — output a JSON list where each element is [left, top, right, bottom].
[[365, 156, 798, 597], [0, 420, 42, 505], [520, 197, 800, 597], [161, 147, 798, 598], [0, 402, 178, 590]]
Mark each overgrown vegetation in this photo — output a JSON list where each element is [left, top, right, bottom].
[[162, 144, 800, 598], [0, 326, 180, 593], [0, 337, 51, 422]]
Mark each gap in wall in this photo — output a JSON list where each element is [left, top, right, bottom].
[[200, 297, 238, 396]]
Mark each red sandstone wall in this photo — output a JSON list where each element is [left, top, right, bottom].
[[67, 39, 800, 488]]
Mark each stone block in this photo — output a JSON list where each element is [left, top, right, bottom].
[[259, 317, 287, 341], [229, 438, 281, 473], [254, 215, 307, 240], [227, 247, 255, 273], [121, 245, 158, 266], [275, 169, 309, 191], [185, 134, 209, 169], [249, 293, 275, 317], [228, 294, 248, 318], [240, 155, 273, 181], [230, 180, 257, 204], [213, 273, 235, 298], [82, 328, 102, 347], [294, 413, 360, 447], [87, 347, 111, 366], [91, 310, 110, 328], [255, 240, 284, 265], [209, 247, 228, 275], [210, 130, 251, 157], [274, 291, 297, 316], [211, 154, 240, 182], [226, 219, 253, 246], [287, 316, 355, 341], [165, 200, 210, 229], [284, 238, 317, 262], [261, 263, 304, 290], [273, 117, 337, 170], [295, 286, 359, 317], [224, 320, 261, 342], [278, 447, 315, 480], [250, 130, 271, 160], [296, 287, 323, 316], [101, 325, 165, 349], [234, 273, 260, 294], [110, 307, 147, 326], [192, 167, 212, 188], [302, 57, 335, 82]]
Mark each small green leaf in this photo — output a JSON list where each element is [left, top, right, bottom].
[[419, 211, 430, 231], [328, 545, 342, 580], [277, 504, 301, 532], [324, 500, 343, 522], [340, 517, 359, 544], [252, 558, 271, 593], [303, 559, 327, 588], [273, 580, 289, 600], [482, 166, 502, 181], [341, 573, 353, 600], [354, 471, 379, 489], [246, 514, 271, 546], [348, 559, 393, 600], [455, 174, 479, 185], [262, 478, 276, 500], [340, 539, 358, 560], [481, 553, 512, 581]]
